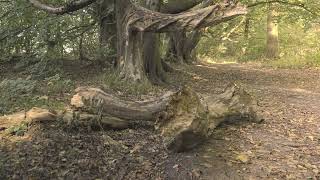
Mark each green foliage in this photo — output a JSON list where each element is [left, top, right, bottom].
[[196, 1, 320, 68], [268, 52, 320, 69], [0, 78, 37, 99], [0, 0, 99, 62], [44, 74, 75, 95], [0, 75, 70, 114], [5, 121, 29, 136]]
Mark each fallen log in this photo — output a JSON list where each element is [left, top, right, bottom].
[[71, 83, 261, 152], [0, 84, 260, 151], [71, 87, 176, 121], [61, 110, 130, 130], [0, 107, 130, 135], [0, 108, 57, 136]]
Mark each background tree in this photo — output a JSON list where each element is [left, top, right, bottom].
[[266, 3, 279, 59]]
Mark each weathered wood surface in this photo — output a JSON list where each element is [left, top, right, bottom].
[[71, 84, 261, 152], [0, 84, 260, 151], [71, 87, 176, 121]]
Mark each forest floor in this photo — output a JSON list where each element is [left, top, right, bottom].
[[1, 61, 320, 179]]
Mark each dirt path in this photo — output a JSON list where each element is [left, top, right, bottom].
[[1, 62, 320, 179], [177, 63, 320, 179]]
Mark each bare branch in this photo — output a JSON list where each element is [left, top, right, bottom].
[[28, 0, 97, 15], [248, 0, 317, 16]]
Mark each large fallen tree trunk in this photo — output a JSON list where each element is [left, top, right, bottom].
[[71, 83, 261, 152], [0, 84, 261, 152]]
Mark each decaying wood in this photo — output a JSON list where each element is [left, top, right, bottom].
[[0, 107, 129, 133], [62, 110, 130, 130], [71, 83, 261, 152], [156, 84, 260, 152], [71, 87, 176, 121], [0, 83, 260, 152], [0, 108, 58, 135]]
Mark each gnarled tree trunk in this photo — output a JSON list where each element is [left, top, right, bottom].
[[143, 0, 167, 84], [28, 0, 247, 82], [164, 0, 216, 64], [115, 0, 246, 82], [166, 30, 201, 64]]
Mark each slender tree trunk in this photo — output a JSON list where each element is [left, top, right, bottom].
[[266, 3, 279, 59], [79, 32, 85, 61], [242, 15, 250, 54], [244, 16, 250, 40], [45, 28, 55, 58], [55, 25, 63, 58]]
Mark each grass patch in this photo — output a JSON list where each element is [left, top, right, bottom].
[[103, 72, 158, 96], [0, 74, 73, 114], [0, 155, 6, 178], [265, 55, 320, 69], [44, 74, 75, 95], [5, 121, 29, 136], [0, 94, 67, 115]]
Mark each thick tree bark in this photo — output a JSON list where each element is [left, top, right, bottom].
[[70, 83, 261, 152], [29, 0, 247, 82], [115, 1, 146, 81], [164, 0, 218, 64], [98, 0, 116, 65], [71, 86, 176, 121], [144, 33, 167, 84], [142, 0, 167, 84], [166, 31, 201, 63], [115, 0, 246, 81], [0, 83, 261, 151]]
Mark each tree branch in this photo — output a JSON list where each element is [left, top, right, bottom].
[[28, 0, 97, 15], [248, 0, 317, 16], [130, 3, 247, 33], [160, 0, 204, 13]]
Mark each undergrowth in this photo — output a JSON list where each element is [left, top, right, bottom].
[[103, 72, 158, 96], [0, 73, 73, 114], [267, 54, 320, 69]]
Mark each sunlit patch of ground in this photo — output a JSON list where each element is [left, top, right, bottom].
[[197, 55, 238, 65], [176, 63, 320, 179]]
